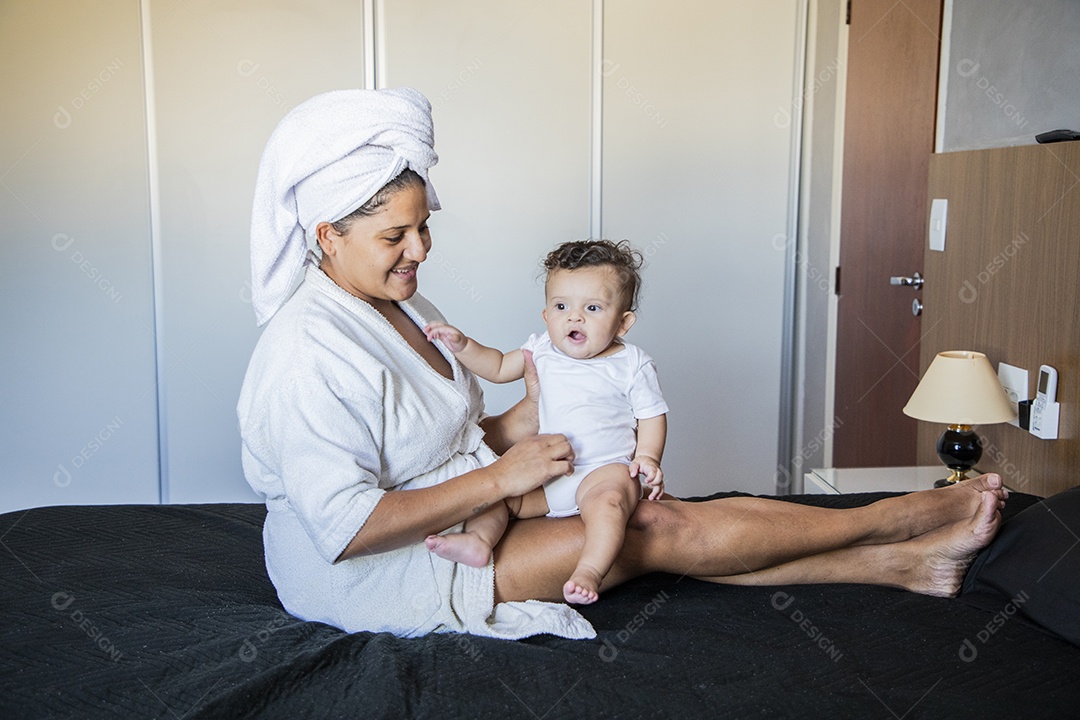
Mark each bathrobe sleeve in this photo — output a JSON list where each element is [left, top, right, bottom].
[[263, 373, 388, 564]]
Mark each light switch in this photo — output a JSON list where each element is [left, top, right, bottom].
[[929, 199, 947, 252]]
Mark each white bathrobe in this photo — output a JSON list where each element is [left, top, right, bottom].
[[237, 265, 595, 639]]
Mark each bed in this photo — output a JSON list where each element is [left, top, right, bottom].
[[2, 488, 1077, 719]]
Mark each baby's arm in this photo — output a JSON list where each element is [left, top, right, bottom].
[[424, 322, 526, 384], [630, 414, 667, 500]]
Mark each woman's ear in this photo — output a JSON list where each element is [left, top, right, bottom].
[[617, 311, 637, 336], [315, 221, 339, 257]]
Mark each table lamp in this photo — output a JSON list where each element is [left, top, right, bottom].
[[903, 350, 1017, 487]]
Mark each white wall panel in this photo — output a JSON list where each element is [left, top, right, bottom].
[[149, 0, 365, 502], [2, 0, 804, 509], [0, 0, 159, 512], [380, 0, 593, 416], [603, 0, 801, 495]]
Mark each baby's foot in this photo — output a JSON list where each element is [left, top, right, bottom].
[[425, 533, 492, 568], [563, 568, 603, 605]]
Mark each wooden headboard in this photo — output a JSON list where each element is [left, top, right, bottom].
[[919, 142, 1080, 497]]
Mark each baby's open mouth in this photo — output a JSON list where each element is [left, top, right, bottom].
[[569, 330, 585, 342]]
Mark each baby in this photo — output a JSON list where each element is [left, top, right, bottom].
[[424, 239, 668, 605]]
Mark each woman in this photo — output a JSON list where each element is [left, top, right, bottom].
[[238, 88, 1005, 640]]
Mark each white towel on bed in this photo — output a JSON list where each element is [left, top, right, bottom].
[[249, 87, 441, 326]]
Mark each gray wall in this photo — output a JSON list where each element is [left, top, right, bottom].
[[943, 0, 1080, 151], [0, 0, 161, 511], [601, 1, 802, 497]]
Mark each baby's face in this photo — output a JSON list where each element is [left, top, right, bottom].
[[542, 266, 635, 360]]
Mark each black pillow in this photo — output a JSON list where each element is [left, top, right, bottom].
[[960, 486, 1080, 646]]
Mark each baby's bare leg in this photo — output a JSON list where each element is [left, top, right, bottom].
[[513, 487, 553, 520], [426, 489, 551, 567], [564, 464, 641, 605], [425, 501, 509, 568]]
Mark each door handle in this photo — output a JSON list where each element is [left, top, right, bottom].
[[890, 272, 924, 290]]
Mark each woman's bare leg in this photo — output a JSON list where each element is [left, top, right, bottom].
[[707, 490, 1002, 596], [492, 474, 1007, 603], [563, 465, 641, 605]]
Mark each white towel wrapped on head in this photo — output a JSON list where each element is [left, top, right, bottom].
[[249, 87, 440, 326]]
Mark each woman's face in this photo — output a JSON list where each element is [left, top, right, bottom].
[[317, 183, 431, 308]]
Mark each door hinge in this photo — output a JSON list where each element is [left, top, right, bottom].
[[846, 0, 852, 25], [835, 266, 842, 295]]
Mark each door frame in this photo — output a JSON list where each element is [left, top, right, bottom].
[[793, 0, 952, 483], [783, 0, 850, 492]]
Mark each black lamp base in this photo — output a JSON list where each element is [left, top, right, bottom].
[[933, 424, 982, 488]]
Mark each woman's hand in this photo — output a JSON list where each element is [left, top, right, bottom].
[[522, 349, 541, 408], [339, 357, 558, 560], [489, 433, 574, 498], [479, 349, 541, 454]]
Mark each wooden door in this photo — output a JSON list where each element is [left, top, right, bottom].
[[832, 0, 942, 467]]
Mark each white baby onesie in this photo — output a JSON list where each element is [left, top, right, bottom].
[[521, 332, 668, 517]]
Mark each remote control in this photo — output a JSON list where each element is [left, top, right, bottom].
[[1035, 129, 1080, 144], [1030, 365, 1059, 439]]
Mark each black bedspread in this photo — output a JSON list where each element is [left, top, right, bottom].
[[1, 492, 1076, 719]]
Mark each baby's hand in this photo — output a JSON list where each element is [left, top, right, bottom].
[[629, 456, 664, 501], [424, 322, 468, 353]]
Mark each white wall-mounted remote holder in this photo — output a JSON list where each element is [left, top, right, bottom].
[[997, 362, 1030, 428], [1030, 365, 1060, 440]]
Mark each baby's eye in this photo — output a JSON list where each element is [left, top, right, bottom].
[[555, 303, 566, 311], [587, 304, 601, 312]]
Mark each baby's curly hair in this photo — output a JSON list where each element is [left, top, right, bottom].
[[542, 239, 645, 312]]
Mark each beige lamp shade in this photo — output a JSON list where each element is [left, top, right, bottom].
[[903, 350, 1017, 425]]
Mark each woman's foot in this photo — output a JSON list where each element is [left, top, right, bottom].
[[425, 533, 492, 568], [944, 472, 1008, 507], [901, 489, 1002, 597], [563, 567, 603, 605], [879, 473, 1008, 543]]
